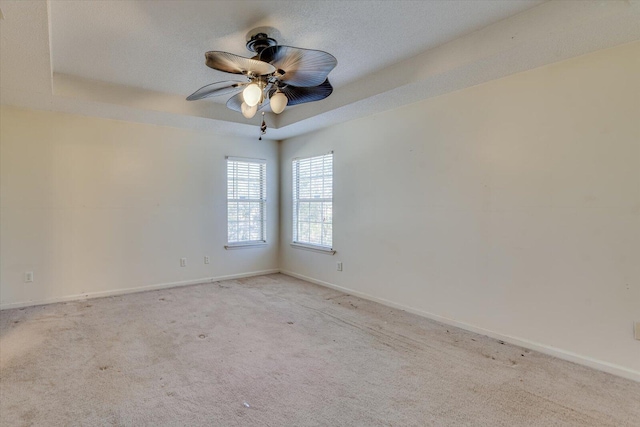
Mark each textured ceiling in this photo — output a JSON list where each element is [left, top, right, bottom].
[[2, 0, 640, 140], [49, 0, 544, 98]]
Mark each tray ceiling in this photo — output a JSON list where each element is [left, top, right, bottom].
[[2, 0, 639, 140]]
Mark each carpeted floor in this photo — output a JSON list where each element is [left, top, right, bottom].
[[1, 274, 638, 426]]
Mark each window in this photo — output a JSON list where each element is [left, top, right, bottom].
[[292, 152, 333, 249], [226, 157, 266, 246]]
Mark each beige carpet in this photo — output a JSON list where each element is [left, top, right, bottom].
[[1, 274, 638, 426]]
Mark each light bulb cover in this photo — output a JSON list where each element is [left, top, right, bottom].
[[241, 102, 257, 119], [270, 91, 288, 114], [243, 83, 262, 107]]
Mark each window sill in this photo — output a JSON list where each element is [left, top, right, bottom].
[[225, 242, 267, 250], [290, 243, 336, 255]]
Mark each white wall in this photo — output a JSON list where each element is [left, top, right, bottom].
[[279, 42, 640, 378], [1, 42, 638, 380], [0, 108, 279, 308]]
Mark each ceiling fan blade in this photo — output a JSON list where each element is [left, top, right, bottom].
[[226, 93, 244, 112], [205, 51, 276, 76], [272, 79, 334, 106], [226, 92, 269, 113], [260, 46, 337, 87], [186, 80, 246, 101]]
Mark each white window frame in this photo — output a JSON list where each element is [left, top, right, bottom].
[[225, 156, 267, 249], [292, 152, 335, 254]]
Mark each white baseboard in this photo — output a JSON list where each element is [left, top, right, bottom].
[[3, 267, 638, 383], [280, 270, 640, 383], [0, 269, 280, 311]]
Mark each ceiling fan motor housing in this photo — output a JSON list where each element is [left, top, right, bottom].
[[246, 33, 277, 54]]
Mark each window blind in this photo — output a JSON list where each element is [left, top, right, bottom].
[[292, 152, 333, 248], [227, 157, 266, 244]]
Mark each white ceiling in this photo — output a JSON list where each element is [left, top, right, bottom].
[[49, 0, 543, 97], [2, 0, 640, 140]]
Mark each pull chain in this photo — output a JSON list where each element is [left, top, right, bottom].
[[258, 111, 267, 140]]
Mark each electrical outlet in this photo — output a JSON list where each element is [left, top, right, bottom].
[[337, 262, 343, 271], [635, 322, 640, 341], [204, 256, 210, 264], [180, 258, 187, 267], [24, 271, 34, 282]]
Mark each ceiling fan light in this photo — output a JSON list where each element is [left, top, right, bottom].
[[243, 83, 262, 107], [241, 102, 257, 119], [270, 91, 288, 114]]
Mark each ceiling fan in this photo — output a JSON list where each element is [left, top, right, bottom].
[[186, 29, 337, 137]]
